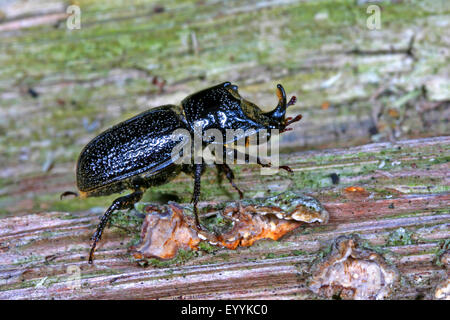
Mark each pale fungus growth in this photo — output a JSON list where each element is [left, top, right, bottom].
[[309, 235, 399, 300]]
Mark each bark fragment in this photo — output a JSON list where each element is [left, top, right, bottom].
[[132, 191, 329, 259], [434, 278, 450, 300], [309, 235, 399, 300], [434, 250, 450, 300]]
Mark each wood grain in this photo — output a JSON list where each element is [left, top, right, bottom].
[[0, 136, 448, 299]]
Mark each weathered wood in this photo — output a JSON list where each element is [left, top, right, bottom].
[[0, 0, 449, 300], [0, 137, 448, 299]]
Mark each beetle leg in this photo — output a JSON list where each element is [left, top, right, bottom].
[[224, 147, 293, 174], [191, 163, 204, 229], [224, 146, 269, 167], [216, 164, 244, 199], [89, 190, 143, 264], [254, 157, 293, 174], [279, 165, 294, 173]]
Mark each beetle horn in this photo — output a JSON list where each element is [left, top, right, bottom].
[[60, 190, 79, 200], [264, 84, 288, 121]]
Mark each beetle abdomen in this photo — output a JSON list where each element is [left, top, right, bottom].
[[76, 105, 187, 193]]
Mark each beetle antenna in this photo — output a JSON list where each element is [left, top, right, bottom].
[[287, 96, 297, 107], [60, 191, 79, 200], [281, 114, 303, 133]]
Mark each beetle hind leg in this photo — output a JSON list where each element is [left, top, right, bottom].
[[89, 189, 143, 264]]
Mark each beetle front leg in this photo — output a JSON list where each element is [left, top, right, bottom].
[[191, 163, 204, 229], [89, 190, 143, 264], [224, 147, 293, 174]]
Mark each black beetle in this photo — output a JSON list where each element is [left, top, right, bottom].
[[61, 82, 301, 263]]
